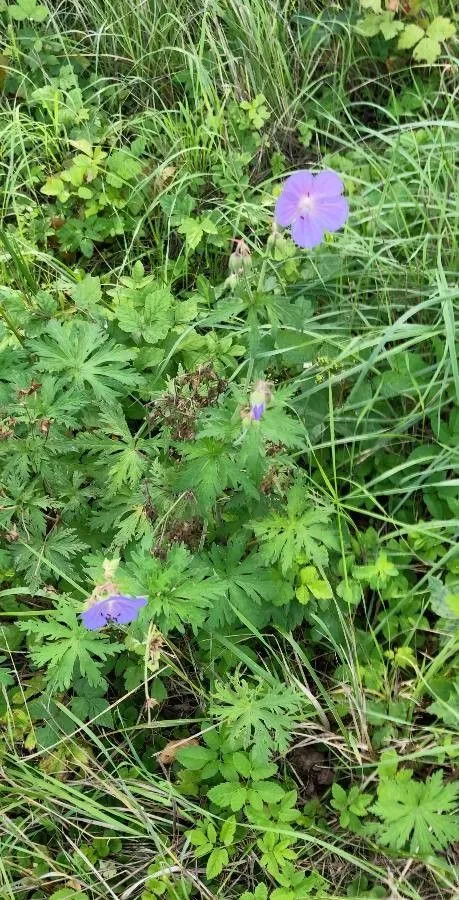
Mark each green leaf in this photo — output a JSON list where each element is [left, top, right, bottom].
[[177, 744, 215, 770], [336, 579, 362, 605], [230, 786, 248, 811], [379, 13, 404, 41], [427, 680, 459, 727], [412, 36, 441, 64], [353, 553, 398, 589], [175, 297, 198, 324], [355, 14, 382, 37], [115, 285, 173, 345], [77, 406, 155, 494], [378, 749, 399, 779], [398, 23, 425, 49], [70, 274, 102, 312], [28, 320, 137, 403], [178, 218, 204, 251], [70, 680, 112, 725], [9, 0, 48, 22], [256, 833, 297, 878], [120, 545, 219, 634], [41, 176, 69, 202], [207, 781, 240, 808], [426, 16, 456, 42], [204, 540, 293, 630], [69, 139, 93, 156], [372, 770, 459, 854], [77, 186, 93, 200], [200, 216, 218, 236], [253, 781, 285, 803], [206, 847, 228, 880], [239, 887, 268, 900], [186, 826, 210, 848], [107, 149, 143, 182], [360, 0, 381, 10], [330, 783, 347, 810], [12, 527, 89, 590], [211, 673, 302, 760], [19, 599, 122, 691], [0, 664, 14, 688], [49, 890, 90, 900], [252, 484, 338, 575], [220, 815, 236, 847], [250, 762, 277, 781], [232, 751, 251, 778], [176, 438, 258, 511], [297, 565, 333, 602], [428, 576, 459, 620], [247, 789, 264, 811]]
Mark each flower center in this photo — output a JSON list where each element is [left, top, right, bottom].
[[298, 193, 314, 217]]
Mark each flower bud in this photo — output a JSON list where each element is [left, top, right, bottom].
[[249, 379, 272, 421], [229, 238, 252, 275]]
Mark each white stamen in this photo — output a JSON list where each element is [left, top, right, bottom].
[[298, 193, 314, 215]]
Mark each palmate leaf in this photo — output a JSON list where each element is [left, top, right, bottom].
[[19, 599, 123, 690], [412, 36, 441, 64], [0, 346, 28, 406], [115, 284, 174, 344], [70, 678, 113, 726], [252, 483, 338, 575], [120, 544, 221, 633], [211, 673, 302, 761], [175, 438, 259, 510], [204, 539, 293, 629], [427, 15, 456, 42], [253, 404, 305, 450], [28, 319, 137, 403], [43, 467, 96, 520], [11, 376, 84, 429], [0, 472, 51, 534], [78, 405, 153, 493], [88, 488, 154, 549], [371, 770, 459, 855], [12, 526, 89, 588], [1, 427, 77, 482]]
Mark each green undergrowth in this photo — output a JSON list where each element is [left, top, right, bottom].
[[0, 0, 458, 898]]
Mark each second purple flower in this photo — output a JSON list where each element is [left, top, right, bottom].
[[275, 169, 348, 249]]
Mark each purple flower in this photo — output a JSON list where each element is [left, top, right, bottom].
[[275, 170, 348, 249], [81, 595, 147, 631], [250, 402, 265, 421], [248, 380, 272, 422]]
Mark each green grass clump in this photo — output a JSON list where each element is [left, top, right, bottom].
[[0, 1, 458, 898]]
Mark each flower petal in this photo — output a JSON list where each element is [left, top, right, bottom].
[[81, 595, 147, 630], [275, 170, 314, 226], [291, 214, 324, 249], [315, 195, 349, 232], [312, 170, 345, 198], [250, 403, 265, 421], [109, 596, 147, 625], [81, 604, 109, 630]]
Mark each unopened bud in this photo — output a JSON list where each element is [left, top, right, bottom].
[[248, 379, 273, 422], [229, 238, 252, 275]]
